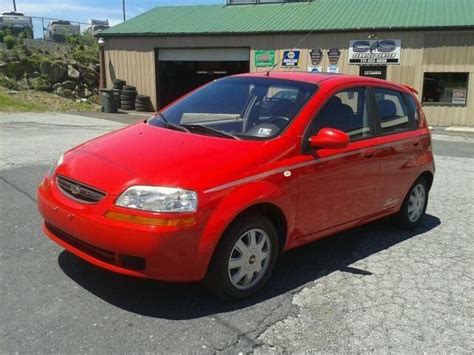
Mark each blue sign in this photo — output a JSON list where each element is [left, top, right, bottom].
[[282, 50, 301, 67]]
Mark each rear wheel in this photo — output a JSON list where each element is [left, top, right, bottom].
[[395, 177, 429, 229], [205, 214, 279, 300]]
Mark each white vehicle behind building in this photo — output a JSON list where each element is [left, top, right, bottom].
[[44, 20, 80, 42], [0, 11, 33, 37], [86, 19, 109, 36]]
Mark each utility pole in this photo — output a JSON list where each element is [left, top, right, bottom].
[[122, 0, 126, 21], [13, 0, 17, 11]]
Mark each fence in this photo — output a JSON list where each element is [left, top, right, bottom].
[[30, 16, 96, 40]]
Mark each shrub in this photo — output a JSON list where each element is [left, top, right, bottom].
[[0, 31, 5, 43], [18, 31, 27, 45], [4, 35, 15, 50]]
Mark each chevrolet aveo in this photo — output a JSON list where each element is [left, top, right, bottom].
[[38, 72, 435, 299]]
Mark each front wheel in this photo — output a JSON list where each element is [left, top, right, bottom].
[[205, 214, 279, 300], [395, 177, 429, 229]]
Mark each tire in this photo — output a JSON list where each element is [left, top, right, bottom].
[[122, 85, 136, 91], [122, 105, 135, 110], [113, 79, 126, 85], [121, 99, 134, 105], [205, 214, 279, 300], [394, 177, 429, 230]]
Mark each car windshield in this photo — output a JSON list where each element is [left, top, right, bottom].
[[148, 77, 317, 140]]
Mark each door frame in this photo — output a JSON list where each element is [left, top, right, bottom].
[[154, 47, 251, 109]]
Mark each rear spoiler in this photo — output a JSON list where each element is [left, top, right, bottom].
[[401, 84, 418, 95]]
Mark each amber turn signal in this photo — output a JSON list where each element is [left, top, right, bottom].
[[104, 211, 196, 227]]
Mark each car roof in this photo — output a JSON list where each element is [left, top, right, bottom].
[[234, 71, 409, 92]]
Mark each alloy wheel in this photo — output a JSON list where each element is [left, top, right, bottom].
[[227, 228, 271, 290], [407, 183, 426, 222]]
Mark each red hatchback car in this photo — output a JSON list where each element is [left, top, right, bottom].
[[38, 72, 434, 299]]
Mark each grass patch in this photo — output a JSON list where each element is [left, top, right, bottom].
[[0, 86, 99, 112]]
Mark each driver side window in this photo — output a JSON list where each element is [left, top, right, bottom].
[[307, 87, 372, 142]]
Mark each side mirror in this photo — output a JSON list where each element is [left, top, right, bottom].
[[308, 128, 349, 149]]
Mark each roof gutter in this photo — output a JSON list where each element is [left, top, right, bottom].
[[100, 25, 474, 38]]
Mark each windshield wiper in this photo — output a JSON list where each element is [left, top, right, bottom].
[[154, 112, 189, 133], [181, 124, 239, 140]]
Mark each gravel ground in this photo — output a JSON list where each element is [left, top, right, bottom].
[[0, 113, 473, 353]]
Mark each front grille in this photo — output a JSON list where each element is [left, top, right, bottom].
[[56, 175, 106, 203], [45, 223, 146, 271]]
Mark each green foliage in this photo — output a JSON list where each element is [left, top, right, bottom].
[[4, 35, 16, 50], [0, 86, 97, 112], [0, 74, 19, 90], [0, 31, 5, 43], [18, 31, 27, 45]]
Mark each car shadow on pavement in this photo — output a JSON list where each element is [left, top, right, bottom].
[[58, 214, 440, 320]]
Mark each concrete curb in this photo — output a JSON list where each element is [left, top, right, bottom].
[[445, 126, 474, 133]]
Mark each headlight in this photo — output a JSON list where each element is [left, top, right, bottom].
[[116, 186, 198, 213], [56, 154, 64, 167], [48, 154, 64, 176]]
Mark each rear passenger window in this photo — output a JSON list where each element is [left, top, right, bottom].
[[308, 87, 371, 141], [373, 88, 412, 134], [404, 93, 420, 126]]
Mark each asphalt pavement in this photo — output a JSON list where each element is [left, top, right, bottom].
[[0, 112, 473, 353]]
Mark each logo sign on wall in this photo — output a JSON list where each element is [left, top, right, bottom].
[[282, 50, 301, 67], [308, 66, 322, 73], [255, 50, 275, 67], [328, 64, 339, 73], [327, 48, 341, 64], [349, 39, 401, 65], [309, 49, 323, 65], [452, 89, 467, 105]]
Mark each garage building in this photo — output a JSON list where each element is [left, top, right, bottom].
[[100, 0, 474, 126]]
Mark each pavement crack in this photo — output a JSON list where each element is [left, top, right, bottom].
[[0, 176, 37, 203]]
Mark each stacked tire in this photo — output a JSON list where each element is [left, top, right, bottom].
[[135, 95, 153, 112], [112, 79, 126, 91], [121, 85, 137, 111]]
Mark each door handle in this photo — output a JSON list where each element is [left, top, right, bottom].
[[364, 149, 377, 158], [413, 139, 421, 147]]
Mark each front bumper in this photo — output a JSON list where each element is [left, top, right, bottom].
[[37, 175, 211, 282]]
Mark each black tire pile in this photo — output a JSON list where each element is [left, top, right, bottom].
[[112, 79, 126, 91], [120, 85, 137, 111], [135, 95, 153, 112], [111, 79, 153, 112]]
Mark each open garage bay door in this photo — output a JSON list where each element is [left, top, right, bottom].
[[157, 48, 250, 108]]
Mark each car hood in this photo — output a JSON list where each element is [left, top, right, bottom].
[[57, 123, 276, 195]]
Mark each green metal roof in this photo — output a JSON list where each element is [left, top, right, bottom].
[[102, 0, 474, 37]]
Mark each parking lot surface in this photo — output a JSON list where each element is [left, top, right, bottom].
[[1, 113, 473, 353]]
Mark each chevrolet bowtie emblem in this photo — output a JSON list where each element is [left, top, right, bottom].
[[70, 185, 81, 195]]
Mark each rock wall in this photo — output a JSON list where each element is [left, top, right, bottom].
[[0, 39, 99, 101]]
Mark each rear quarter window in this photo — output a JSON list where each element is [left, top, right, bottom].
[[404, 93, 420, 127], [373, 88, 413, 134]]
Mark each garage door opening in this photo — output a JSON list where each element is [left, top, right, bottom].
[[156, 48, 250, 109]]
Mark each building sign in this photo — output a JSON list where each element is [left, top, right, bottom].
[[309, 49, 323, 65], [255, 50, 275, 67], [282, 50, 301, 67], [308, 66, 322, 73], [328, 64, 339, 73], [452, 89, 467, 105], [327, 48, 341, 64], [349, 39, 401, 65]]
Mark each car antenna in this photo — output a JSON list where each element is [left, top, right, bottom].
[[265, 28, 316, 76]]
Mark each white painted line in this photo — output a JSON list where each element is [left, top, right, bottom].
[[431, 134, 474, 143], [446, 126, 474, 133]]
